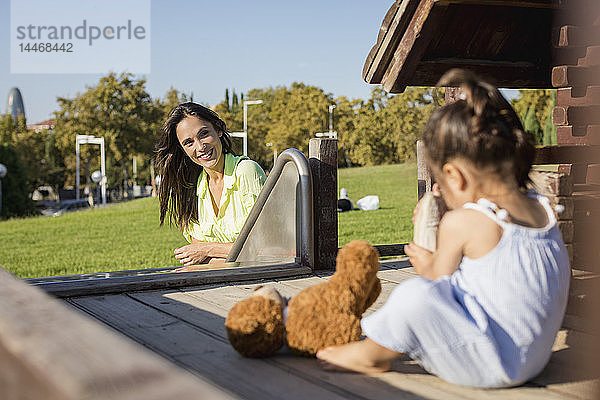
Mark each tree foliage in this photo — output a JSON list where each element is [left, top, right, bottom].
[[0, 143, 36, 218], [511, 89, 556, 145], [0, 71, 453, 215]]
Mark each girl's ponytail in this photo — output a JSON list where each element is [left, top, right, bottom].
[[423, 69, 536, 191]]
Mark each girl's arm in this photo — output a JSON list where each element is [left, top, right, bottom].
[[406, 208, 503, 279], [405, 210, 468, 280]]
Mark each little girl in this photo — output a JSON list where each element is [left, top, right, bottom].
[[317, 69, 571, 388]]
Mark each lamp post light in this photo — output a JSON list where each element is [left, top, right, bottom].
[[76, 135, 106, 206], [91, 170, 102, 206], [0, 163, 6, 215]]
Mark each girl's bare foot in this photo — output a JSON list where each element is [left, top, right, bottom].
[[316, 338, 401, 374]]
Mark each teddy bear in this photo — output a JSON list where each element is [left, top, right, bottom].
[[224, 240, 381, 358]]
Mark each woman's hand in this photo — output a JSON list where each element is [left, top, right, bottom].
[[174, 243, 213, 267], [405, 242, 435, 279]]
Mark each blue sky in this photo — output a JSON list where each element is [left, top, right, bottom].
[[1, 0, 403, 124], [1, 0, 518, 124]]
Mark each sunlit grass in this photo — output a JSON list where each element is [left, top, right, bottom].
[[338, 163, 416, 247], [0, 163, 417, 278]]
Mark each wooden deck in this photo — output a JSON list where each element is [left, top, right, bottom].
[[60, 259, 599, 400]]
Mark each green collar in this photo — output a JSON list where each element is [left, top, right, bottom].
[[196, 153, 247, 198]]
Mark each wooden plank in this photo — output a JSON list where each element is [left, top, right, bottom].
[[309, 138, 338, 270], [28, 263, 312, 298], [585, 163, 600, 185], [557, 163, 589, 184], [0, 268, 234, 400], [576, 45, 600, 67], [363, 0, 421, 84], [530, 329, 600, 400], [436, 0, 559, 8], [70, 292, 350, 400], [410, 59, 550, 89], [417, 140, 432, 200], [132, 286, 435, 400], [544, 195, 575, 219], [552, 105, 600, 126], [556, 125, 600, 145], [533, 145, 600, 165], [529, 170, 574, 197], [382, 0, 450, 93], [148, 281, 572, 400], [375, 243, 407, 257], [555, 25, 600, 48], [552, 65, 600, 88]]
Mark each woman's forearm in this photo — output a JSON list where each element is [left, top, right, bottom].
[[190, 238, 233, 259]]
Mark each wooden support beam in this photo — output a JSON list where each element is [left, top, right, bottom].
[[0, 268, 232, 400], [534, 144, 600, 164], [409, 59, 551, 89], [309, 138, 338, 270], [417, 140, 431, 200]]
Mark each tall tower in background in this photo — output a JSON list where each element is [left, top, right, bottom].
[[6, 87, 25, 122]]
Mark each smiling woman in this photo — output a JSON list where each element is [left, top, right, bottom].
[[155, 102, 266, 271]]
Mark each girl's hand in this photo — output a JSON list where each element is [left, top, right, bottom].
[[412, 183, 442, 224], [405, 242, 435, 278], [174, 243, 212, 267]]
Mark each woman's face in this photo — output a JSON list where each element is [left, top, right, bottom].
[[176, 116, 224, 171]]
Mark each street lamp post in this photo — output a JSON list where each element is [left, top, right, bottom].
[[76, 135, 106, 206], [328, 104, 336, 134], [238, 99, 263, 156], [266, 142, 277, 166], [315, 104, 337, 139]]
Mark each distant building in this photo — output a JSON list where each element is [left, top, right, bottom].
[[27, 119, 55, 133], [6, 87, 25, 122]]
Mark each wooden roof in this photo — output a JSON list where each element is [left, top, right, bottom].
[[363, 0, 562, 92]]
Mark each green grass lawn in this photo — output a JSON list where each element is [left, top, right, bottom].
[[338, 163, 416, 246], [0, 163, 417, 278]]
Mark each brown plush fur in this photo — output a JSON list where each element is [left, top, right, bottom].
[[225, 240, 381, 358], [225, 296, 285, 358]]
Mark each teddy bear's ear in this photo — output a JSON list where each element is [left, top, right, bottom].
[[336, 240, 380, 279], [225, 296, 285, 358]]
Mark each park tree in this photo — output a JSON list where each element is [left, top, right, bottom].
[[0, 113, 63, 201], [0, 143, 36, 218], [523, 104, 543, 145], [511, 89, 556, 145], [343, 87, 442, 166], [53, 73, 161, 190], [266, 83, 331, 155]]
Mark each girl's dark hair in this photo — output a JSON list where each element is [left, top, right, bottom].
[[155, 102, 234, 229], [422, 69, 536, 190]]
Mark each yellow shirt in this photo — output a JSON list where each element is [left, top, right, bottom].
[[183, 153, 266, 243]]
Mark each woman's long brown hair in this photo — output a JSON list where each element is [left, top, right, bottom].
[[155, 102, 234, 231]]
